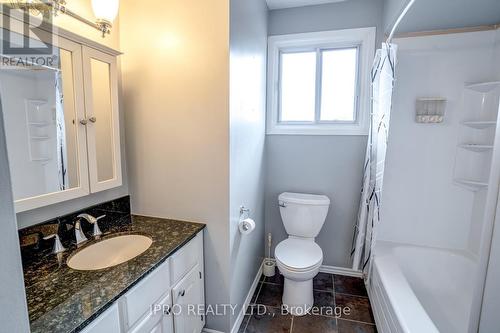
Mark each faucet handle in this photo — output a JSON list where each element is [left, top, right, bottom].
[[74, 220, 88, 245], [43, 234, 66, 254], [92, 215, 105, 237], [77, 213, 97, 224]]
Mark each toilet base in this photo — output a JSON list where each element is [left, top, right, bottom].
[[282, 278, 313, 316]]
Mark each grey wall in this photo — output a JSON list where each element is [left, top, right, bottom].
[[229, 0, 268, 329], [269, 0, 385, 43], [265, 136, 367, 267], [265, 0, 380, 268], [0, 98, 30, 332]]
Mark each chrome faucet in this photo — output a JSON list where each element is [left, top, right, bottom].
[[77, 214, 106, 238], [43, 234, 66, 254], [74, 220, 88, 246]]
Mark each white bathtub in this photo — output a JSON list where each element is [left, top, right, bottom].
[[369, 241, 478, 333]]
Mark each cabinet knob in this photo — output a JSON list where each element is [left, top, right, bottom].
[[88, 116, 97, 123], [79, 119, 88, 125]]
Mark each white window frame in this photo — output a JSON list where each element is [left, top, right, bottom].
[[267, 27, 376, 136]]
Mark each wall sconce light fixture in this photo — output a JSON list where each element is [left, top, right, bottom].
[[9, 0, 119, 38], [91, 0, 119, 37]]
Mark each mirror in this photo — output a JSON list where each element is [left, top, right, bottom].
[[0, 29, 82, 202], [89, 58, 115, 183]]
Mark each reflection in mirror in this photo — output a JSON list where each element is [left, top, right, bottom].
[[90, 58, 114, 183], [0, 31, 80, 201]]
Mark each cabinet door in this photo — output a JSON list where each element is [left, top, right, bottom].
[[82, 46, 122, 193], [172, 264, 205, 333], [81, 303, 121, 333]]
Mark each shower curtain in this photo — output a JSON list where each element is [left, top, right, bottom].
[[55, 70, 68, 191], [351, 43, 397, 278]]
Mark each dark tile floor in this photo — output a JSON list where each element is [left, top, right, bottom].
[[238, 269, 377, 333]]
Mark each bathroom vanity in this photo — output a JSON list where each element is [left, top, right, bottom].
[[19, 197, 206, 333], [81, 229, 205, 333]]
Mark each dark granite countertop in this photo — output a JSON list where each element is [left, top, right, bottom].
[[22, 214, 205, 333]]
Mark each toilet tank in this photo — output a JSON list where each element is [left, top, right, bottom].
[[278, 192, 330, 238]]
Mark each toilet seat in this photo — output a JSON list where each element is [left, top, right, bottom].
[[275, 238, 323, 272]]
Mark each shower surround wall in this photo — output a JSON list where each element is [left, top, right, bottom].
[[379, 30, 500, 256], [373, 29, 500, 333]]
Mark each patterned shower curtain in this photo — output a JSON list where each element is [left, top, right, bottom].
[[351, 43, 398, 278]]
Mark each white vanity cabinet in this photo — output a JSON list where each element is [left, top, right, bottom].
[[81, 232, 205, 333]]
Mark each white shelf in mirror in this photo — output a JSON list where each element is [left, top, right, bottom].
[[454, 178, 489, 191], [459, 144, 494, 152], [465, 81, 500, 93], [461, 121, 497, 129], [30, 136, 51, 141], [28, 121, 52, 127], [31, 157, 51, 162]]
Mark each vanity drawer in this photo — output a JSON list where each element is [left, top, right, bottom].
[[170, 233, 202, 284], [129, 292, 173, 333], [123, 259, 170, 330], [81, 303, 121, 333]]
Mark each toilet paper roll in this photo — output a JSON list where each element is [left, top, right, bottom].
[[239, 218, 256, 235]]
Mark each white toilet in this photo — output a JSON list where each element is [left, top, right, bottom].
[[275, 192, 330, 316]]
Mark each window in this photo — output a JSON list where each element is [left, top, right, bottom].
[[267, 28, 376, 135]]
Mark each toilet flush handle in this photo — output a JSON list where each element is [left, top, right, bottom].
[[278, 201, 287, 208]]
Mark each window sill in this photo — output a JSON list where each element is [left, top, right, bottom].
[[266, 124, 369, 136]]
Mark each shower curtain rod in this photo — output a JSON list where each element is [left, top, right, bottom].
[[386, 0, 416, 43], [390, 24, 500, 39]]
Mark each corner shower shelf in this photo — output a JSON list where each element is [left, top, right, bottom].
[[465, 81, 500, 93], [31, 157, 51, 163], [30, 136, 50, 141], [461, 121, 497, 129], [454, 178, 489, 191], [28, 121, 51, 127], [459, 144, 494, 152]]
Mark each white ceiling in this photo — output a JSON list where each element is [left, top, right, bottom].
[[266, 0, 348, 10]]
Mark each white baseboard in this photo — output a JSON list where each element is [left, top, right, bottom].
[[229, 261, 263, 333], [202, 329, 225, 333], [320, 265, 363, 278]]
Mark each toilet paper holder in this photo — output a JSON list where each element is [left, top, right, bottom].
[[239, 206, 250, 219], [239, 206, 255, 234]]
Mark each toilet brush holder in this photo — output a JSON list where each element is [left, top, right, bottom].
[[263, 233, 275, 277], [263, 259, 275, 277]]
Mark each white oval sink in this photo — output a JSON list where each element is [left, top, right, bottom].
[[68, 235, 153, 271]]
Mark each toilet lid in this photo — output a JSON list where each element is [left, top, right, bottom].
[[275, 239, 323, 271]]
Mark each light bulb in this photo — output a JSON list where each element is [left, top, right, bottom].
[[91, 0, 119, 24]]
